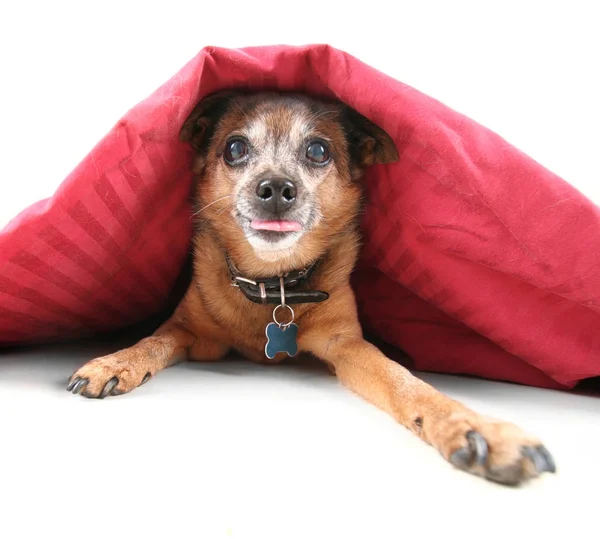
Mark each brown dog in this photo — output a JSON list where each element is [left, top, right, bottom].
[[67, 91, 555, 485]]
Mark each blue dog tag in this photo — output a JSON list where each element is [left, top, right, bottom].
[[265, 322, 298, 359]]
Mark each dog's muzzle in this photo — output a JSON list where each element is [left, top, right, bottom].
[[255, 176, 297, 216]]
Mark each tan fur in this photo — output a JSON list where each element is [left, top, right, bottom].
[[68, 91, 554, 486]]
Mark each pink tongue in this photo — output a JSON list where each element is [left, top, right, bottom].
[[251, 220, 302, 232]]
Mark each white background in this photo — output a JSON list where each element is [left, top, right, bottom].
[[0, 1, 599, 538]]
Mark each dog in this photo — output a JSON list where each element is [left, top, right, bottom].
[[67, 90, 555, 485]]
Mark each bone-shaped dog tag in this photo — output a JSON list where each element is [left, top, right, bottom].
[[265, 322, 298, 359]]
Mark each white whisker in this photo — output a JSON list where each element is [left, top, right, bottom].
[[215, 203, 234, 216], [192, 195, 232, 217]]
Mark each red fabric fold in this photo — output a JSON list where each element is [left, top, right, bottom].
[[2, 44, 599, 389]]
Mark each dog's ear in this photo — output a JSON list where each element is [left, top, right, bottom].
[[179, 90, 239, 151], [342, 106, 399, 167]]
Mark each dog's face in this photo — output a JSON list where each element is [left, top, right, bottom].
[[180, 91, 398, 263]]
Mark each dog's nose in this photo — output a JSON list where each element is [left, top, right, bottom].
[[255, 177, 297, 214]]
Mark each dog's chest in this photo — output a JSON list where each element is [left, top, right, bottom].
[[191, 276, 304, 363], [219, 296, 303, 363]]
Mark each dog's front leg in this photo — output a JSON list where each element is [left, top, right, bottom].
[[67, 320, 198, 399], [301, 331, 555, 485]]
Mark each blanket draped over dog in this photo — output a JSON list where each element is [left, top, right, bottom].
[[1, 45, 599, 390]]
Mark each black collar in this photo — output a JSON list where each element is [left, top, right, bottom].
[[226, 255, 329, 305]]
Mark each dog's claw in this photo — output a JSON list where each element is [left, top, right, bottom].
[[537, 445, 556, 473], [70, 378, 89, 395], [99, 377, 119, 399], [522, 445, 556, 474], [449, 446, 471, 468], [467, 431, 488, 467], [449, 429, 555, 485], [66, 377, 80, 392], [140, 372, 152, 385], [450, 430, 488, 469]]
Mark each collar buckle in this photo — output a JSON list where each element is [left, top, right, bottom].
[[225, 253, 329, 305]]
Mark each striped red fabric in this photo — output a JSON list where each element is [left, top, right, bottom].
[[2, 45, 599, 389]]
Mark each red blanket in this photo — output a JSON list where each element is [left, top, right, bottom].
[[2, 45, 599, 390]]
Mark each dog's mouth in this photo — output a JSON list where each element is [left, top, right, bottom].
[[236, 210, 311, 255], [246, 219, 305, 252], [249, 219, 303, 233], [244, 216, 306, 244], [234, 184, 317, 255]]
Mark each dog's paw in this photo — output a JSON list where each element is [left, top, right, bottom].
[[430, 412, 556, 486], [67, 352, 153, 399]]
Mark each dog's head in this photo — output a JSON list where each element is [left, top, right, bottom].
[[180, 91, 398, 264]]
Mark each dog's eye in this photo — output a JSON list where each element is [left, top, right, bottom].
[[306, 141, 330, 164], [224, 138, 248, 164]]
